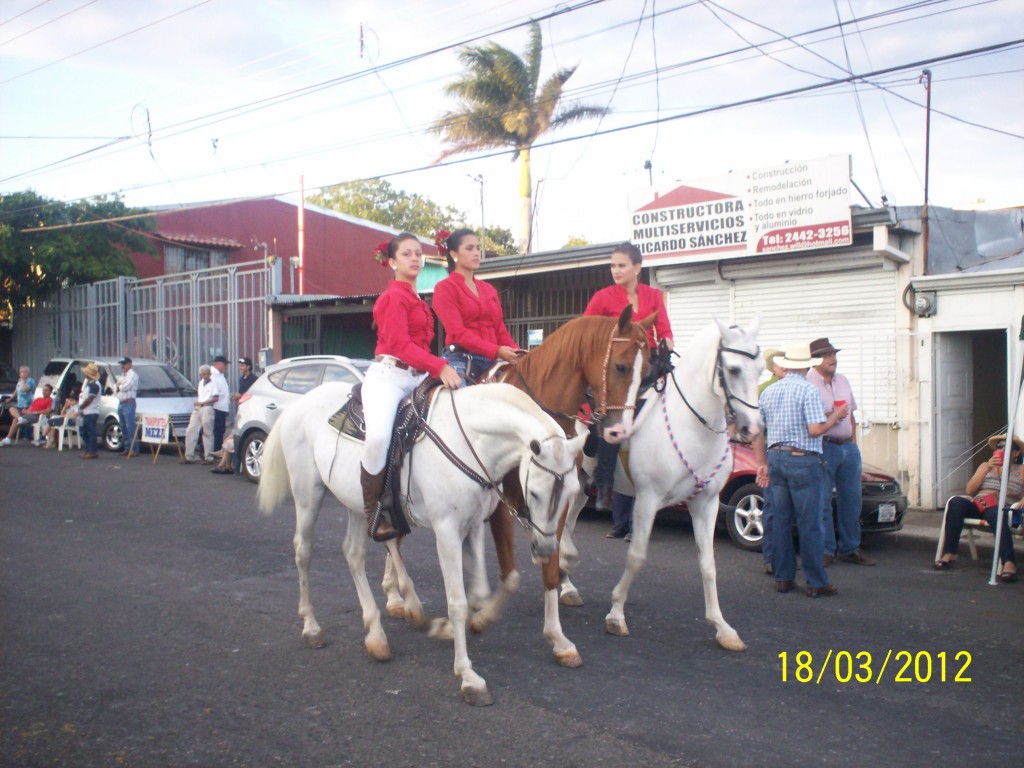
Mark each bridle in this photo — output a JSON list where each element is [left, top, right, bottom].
[[596, 327, 647, 421], [670, 332, 760, 434], [444, 391, 574, 537]]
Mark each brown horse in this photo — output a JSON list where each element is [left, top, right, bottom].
[[383, 306, 655, 664]]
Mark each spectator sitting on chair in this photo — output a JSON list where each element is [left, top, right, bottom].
[[210, 429, 237, 475], [42, 387, 81, 448], [1, 366, 36, 445], [935, 434, 1023, 582], [1, 384, 55, 445]]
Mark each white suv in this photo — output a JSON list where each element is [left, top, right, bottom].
[[235, 355, 370, 482]]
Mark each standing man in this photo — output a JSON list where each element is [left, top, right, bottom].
[[806, 337, 876, 566], [116, 357, 140, 457], [753, 343, 848, 598], [78, 362, 102, 459], [184, 365, 218, 463], [229, 357, 259, 473], [209, 355, 232, 453], [756, 349, 787, 575]]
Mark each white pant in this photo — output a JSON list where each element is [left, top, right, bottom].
[[361, 361, 427, 474], [185, 405, 214, 459]]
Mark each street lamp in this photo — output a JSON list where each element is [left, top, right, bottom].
[[469, 174, 485, 256]]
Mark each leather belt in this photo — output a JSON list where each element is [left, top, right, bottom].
[[823, 436, 853, 445], [769, 445, 815, 456], [374, 355, 424, 375]]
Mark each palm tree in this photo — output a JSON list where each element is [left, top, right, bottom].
[[431, 23, 609, 252]]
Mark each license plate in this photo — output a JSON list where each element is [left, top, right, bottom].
[[877, 503, 896, 523]]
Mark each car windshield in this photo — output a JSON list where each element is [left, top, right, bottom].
[[137, 365, 198, 397], [43, 361, 69, 376]]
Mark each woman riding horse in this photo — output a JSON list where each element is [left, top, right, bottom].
[[584, 241, 675, 513], [363, 233, 461, 541], [432, 228, 525, 385]]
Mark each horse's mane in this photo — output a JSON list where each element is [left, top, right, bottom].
[[515, 315, 619, 381]]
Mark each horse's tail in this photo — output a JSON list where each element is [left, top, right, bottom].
[[256, 420, 291, 515]]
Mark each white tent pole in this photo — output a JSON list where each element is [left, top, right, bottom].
[[989, 316, 1024, 585]]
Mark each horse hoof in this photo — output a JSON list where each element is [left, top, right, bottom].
[[605, 618, 629, 636], [403, 606, 426, 629], [461, 686, 494, 707], [717, 635, 747, 652], [302, 630, 326, 649], [427, 618, 454, 641], [559, 590, 584, 607], [385, 601, 405, 619], [469, 613, 493, 635], [365, 641, 392, 662], [555, 648, 583, 668]]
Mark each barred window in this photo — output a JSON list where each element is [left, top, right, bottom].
[[165, 246, 227, 273]]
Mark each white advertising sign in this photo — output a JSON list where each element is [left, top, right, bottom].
[[629, 155, 852, 265], [141, 414, 171, 444]]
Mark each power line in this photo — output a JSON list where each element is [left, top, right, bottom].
[[0, 0, 98, 47]]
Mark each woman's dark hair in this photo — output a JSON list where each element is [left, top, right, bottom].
[[445, 228, 476, 273], [388, 232, 419, 260], [612, 241, 643, 266]]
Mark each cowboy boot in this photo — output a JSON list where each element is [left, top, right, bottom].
[[361, 465, 396, 542]]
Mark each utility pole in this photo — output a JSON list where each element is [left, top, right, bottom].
[[469, 174, 486, 256], [920, 69, 932, 274]]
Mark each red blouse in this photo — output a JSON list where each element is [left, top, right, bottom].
[[432, 272, 517, 359], [583, 283, 673, 348], [373, 280, 446, 377]]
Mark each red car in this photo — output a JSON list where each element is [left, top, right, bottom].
[[703, 441, 908, 551]]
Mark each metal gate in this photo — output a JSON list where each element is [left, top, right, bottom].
[[11, 261, 267, 382]]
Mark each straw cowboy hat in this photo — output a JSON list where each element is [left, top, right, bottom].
[[987, 434, 1024, 454], [775, 343, 823, 370], [763, 348, 784, 373], [81, 362, 100, 380]]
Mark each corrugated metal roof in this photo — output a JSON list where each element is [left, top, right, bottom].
[[158, 232, 244, 249]]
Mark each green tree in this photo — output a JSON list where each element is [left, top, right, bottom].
[[562, 235, 590, 248], [310, 179, 465, 238], [431, 23, 608, 253], [481, 225, 517, 256], [0, 191, 154, 311]]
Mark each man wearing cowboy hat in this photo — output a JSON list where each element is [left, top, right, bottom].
[[753, 343, 849, 597], [806, 337, 875, 566], [78, 362, 103, 459]]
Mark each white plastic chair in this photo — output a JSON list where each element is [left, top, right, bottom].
[[54, 420, 80, 451], [935, 495, 1021, 562]]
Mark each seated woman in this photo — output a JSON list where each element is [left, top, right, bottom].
[[42, 385, 82, 448], [935, 433, 1023, 582], [431, 228, 523, 385]]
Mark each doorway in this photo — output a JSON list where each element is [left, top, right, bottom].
[[933, 329, 1007, 504]]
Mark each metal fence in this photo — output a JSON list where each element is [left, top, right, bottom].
[[11, 260, 267, 383]]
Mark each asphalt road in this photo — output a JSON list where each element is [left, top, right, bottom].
[[2, 445, 1022, 768]]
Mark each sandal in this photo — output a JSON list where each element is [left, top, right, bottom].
[[933, 558, 955, 570]]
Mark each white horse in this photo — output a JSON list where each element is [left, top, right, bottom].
[[257, 380, 585, 706], [560, 318, 763, 650]]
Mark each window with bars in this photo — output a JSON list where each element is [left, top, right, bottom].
[[165, 246, 227, 273]]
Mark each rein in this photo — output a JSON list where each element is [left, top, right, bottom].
[[445, 391, 570, 536], [598, 327, 646, 418]]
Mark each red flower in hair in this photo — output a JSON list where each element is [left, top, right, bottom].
[[433, 229, 452, 258], [373, 240, 390, 267]]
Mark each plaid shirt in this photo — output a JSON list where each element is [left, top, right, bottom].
[[759, 372, 826, 453]]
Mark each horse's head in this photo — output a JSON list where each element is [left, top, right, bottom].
[[714, 317, 763, 441], [589, 306, 654, 444], [518, 431, 586, 562]]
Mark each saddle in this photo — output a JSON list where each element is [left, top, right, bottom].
[[327, 380, 442, 535]]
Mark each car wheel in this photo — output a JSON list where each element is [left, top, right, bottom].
[[725, 483, 765, 552], [240, 430, 266, 484], [102, 419, 123, 452]]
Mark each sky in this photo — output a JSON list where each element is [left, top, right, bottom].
[[2, 0, 1022, 252]]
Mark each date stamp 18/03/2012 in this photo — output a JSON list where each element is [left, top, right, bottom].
[[778, 650, 972, 684]]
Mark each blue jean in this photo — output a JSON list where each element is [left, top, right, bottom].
[[761, 485, 774, 566], [80, 413, 99, 454], [821, 441, 862, 556], [942, 496, 1016, 564], [443, 350, 494, 386], [767, 450, 829, 588], [612, 492, 634, 534], [595, 437, 618, 489], [118, 400, 138, 453], [213, 409, 227, 452]]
